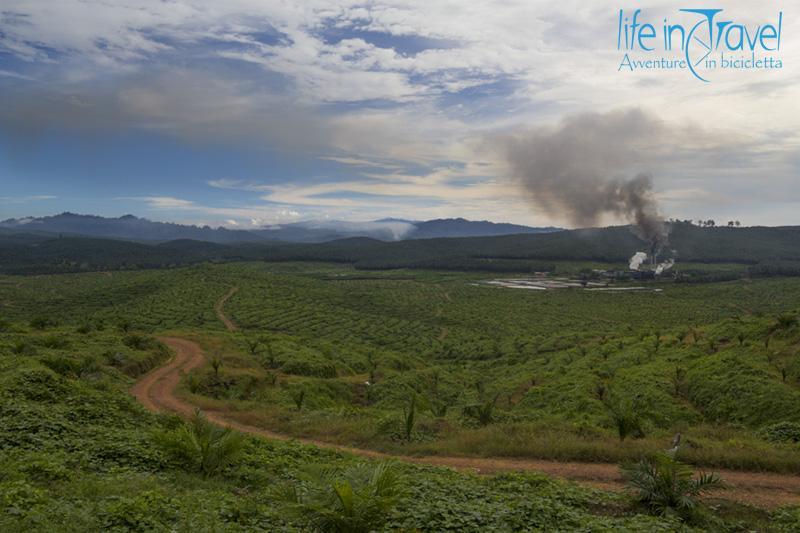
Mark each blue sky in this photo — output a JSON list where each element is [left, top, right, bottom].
[[1, 1, 798, 228]]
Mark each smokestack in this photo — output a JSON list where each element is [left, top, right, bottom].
[[494, 108, 670, 254]]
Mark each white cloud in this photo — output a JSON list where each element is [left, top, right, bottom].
[[2, 1, 799, 225], [0, 195, 58, 203]]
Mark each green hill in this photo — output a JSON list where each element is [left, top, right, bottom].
[[3, 222, 800, 275]]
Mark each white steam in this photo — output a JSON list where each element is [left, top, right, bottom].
[[629, 252, 648, 271]]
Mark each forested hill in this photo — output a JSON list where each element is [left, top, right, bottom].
[[1, 222, 800, 275], [0, 213, 557, 243]]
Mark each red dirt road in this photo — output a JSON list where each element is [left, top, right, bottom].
[[131, 337, 800, 509]]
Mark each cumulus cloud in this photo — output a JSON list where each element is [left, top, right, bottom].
[[1, 1, 799, 225]]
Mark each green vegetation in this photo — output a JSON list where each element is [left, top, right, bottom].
[[155, 409, 245, 477], [4, 222, 800, 275], [278, 462, 403, 533], [623, 453, 723, 520], [1, 323, 753, 531], [2, 259, 800, 529]]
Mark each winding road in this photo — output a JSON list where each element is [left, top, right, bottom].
[[129, 286, 800, 509]]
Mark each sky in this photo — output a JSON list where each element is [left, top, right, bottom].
[[0, 1, 798, 228]]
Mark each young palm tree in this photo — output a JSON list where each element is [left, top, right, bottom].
[[622, 452, 723, 518], [402, 396, 416, 441], [606, 398, 645, 441], [462, 394, 499, 426], [156, 409, 244, 477], [279, 462, 403, 533]]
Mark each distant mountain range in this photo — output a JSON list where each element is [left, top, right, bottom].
[[0, 213, 560, 243], [3, 221, 800, 276]]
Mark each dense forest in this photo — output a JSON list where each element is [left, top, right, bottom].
[[3, 223, 800, 275]]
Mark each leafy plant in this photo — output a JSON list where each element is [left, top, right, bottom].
[[606, 398, 645, 441], [292, 388, 306, 410], [428, 397, 449, 418], [11, 341, 37, 356], [244, 336, 262, 355], [760, 421, 800, 444], [463, 395, 499, 427], [155, 409, 244, 477], [671, 366, 687, 397], [38, 334, 70, 349], [262, 342, 278, 369], [402, 396, 416, 441], [278, 462, 403, 533], [123, 333, 154, 350], [773, 313, 798, 332], [210, 355, 222, 377], [29, 316, 57, 330], [622, 453, 723, 519], [186, 372, 201, 394]]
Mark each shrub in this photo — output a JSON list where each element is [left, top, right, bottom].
[[123, 334, 155, 351], [18, 453, 73, 482], [0, 480, 47, 517], [291, 388, 306, 410], [37, 335, 70, 349], [244, 336, 262, 355], [40, 355, 101, 377], [99, 490, 178, 531], [278, 462, 403, 533], [760, 422, 800, 444], [11, 367, 67, 402], [463, 395, 499, 427], [622, 453, 723, 519], [29, 316, 57, 330], [155, 409, 244, 477], [281, 358, 337, 378], [773, 313, 798, 332], [11, 341, 37, 356]]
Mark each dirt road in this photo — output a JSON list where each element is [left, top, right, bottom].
[[214, 286, 239, 331], [131, 336, 800, 509]]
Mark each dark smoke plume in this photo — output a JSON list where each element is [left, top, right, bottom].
[[496, 108, 669, 254]]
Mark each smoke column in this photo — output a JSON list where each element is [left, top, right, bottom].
[[629, 252, 647, 271], [495, 108, 669, 254]]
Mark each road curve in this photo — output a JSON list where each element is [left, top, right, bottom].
[[215, 286, 239, 331], [131, 337, 800, 509]]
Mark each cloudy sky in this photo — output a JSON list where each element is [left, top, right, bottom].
[[0, 1, 797, 228]]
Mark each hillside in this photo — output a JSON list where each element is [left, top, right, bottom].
[[2, 263, 800, 530], [0, 213, 557, 244], [405, 218, 559, 239], [1, 320, 702, 532], [0, 213, 265, 244], [2, 222, 800, 275]]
